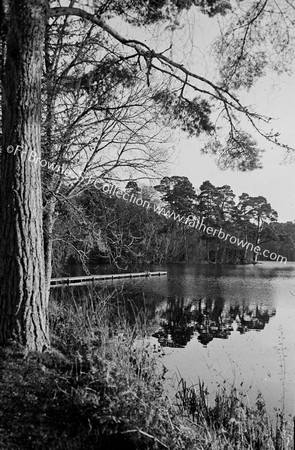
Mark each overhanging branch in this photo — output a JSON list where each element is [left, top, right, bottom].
[[48, 7, 258, 118], [48, 6, 294, 152]]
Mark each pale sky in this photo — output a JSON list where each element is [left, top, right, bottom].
[[115, 6, 295, 222], [172, 72, 295, 222], [163, 14, 295, 223]]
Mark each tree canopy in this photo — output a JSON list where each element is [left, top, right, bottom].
[[45, 0, 295, 177]]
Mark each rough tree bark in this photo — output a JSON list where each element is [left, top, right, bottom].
[[0, 0, 49, 351]]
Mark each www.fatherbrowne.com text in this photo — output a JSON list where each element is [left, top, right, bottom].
[[76, 175, 287, 265], [5, 144, 287, 265]]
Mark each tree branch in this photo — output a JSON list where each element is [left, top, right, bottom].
[[48, 7, 256, 118]]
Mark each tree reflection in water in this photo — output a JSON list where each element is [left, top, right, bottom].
[[152, 296, 276, 348]]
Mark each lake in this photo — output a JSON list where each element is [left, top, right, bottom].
[[68, 261, 295, 420]]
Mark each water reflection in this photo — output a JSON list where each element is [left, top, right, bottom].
[[152, 296, 276, 348], [65, 262, 295, 417]]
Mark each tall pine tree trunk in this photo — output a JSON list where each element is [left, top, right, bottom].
[[0, 0, 49, 351]]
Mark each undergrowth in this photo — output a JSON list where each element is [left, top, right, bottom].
[[0, 286, 292, 449], [48, 286, 293, 449]]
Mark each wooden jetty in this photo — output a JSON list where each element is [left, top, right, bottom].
[[50, 271, 167, 288]]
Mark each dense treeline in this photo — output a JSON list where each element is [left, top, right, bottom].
[[52, 175, 294, 274], [263, 221, 295, 262]]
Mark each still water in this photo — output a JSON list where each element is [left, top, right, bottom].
[[70, 261, 295, 419]]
